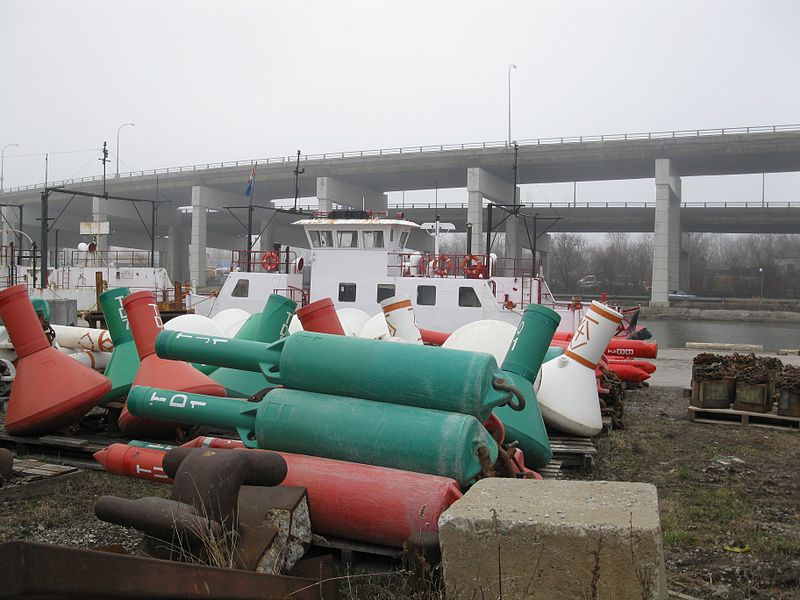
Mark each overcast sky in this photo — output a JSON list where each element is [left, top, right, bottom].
[[2, 1, 799, 204]]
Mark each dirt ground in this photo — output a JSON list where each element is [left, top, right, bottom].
[[593, 385, 800, 600], [1, 385, 799, 599]]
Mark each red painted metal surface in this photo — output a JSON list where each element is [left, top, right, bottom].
[[295, 298, 345, 335], [180, 436, 246, 449], [553, 330, 658, 359], [106, 439, 463, 548], [419, 328, 450, 346], [0, 285, 110, 435], [120, 291, 226, 437], [605, 362, 650, 383], [608, 358, 657, 374], [94, 443, 173, 483]]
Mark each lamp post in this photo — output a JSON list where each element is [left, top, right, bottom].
[[1, 143, 20, 193], [507, 64, 517, 144], [115, 123, 135, 178], [758, 267, 764, 300]]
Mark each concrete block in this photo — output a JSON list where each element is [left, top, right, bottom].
[[439, 479, 667, 600], [48, 299, 78, 326]]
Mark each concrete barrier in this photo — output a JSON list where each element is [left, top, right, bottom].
[[685, 342, 763, 352], [438, 479, 667, 600]]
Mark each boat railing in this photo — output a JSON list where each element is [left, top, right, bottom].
[[231, 248, 302, 275], [388, 252, 537, 280], [272, 285, 309, 307]]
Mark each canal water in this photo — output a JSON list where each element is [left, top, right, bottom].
[[640, 319, 800, 352]]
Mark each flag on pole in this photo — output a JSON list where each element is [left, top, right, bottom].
[[245, 165, 256, 197]]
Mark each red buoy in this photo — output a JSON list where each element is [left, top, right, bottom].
[[553, 330, 657, 359], [118, 291, 226, 437], [419, 328, 451, 346], [0, 285, 110, 435], [180, 436, 246, 450], [93, 443, 173, 483], [103, 439, 463, 548], [295, 298, 345, 335], [606, 362, 650, 383]]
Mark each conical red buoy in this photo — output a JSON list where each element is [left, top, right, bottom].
[[296, 298, 345, 335], [0, 285, 111, 435], [118, 291, 226, 437]]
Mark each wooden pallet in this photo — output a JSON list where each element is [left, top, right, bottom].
[[0, 426, 121, 469], [537, 460, 563, 479], [548, 436, 597, 470], [687, 405, 800, 431], [0, 458, 81, 500]]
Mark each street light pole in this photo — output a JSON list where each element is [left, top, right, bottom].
[[115, 123, 135, 178], [1, 143, 20, 193], [759, 267, 764, 300], [507, 64, 517, 144]]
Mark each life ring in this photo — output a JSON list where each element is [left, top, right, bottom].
[[462, 255, 482, 278], [261, 251, 280, 272], [432, 254, 452, 277]]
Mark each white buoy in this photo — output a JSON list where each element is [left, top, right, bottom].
[[441, 320, 517, 365], [66, 350, 112, 371], [537, 301, 623, 437], [336, 308, 371, 338], [380, 295, 422, 344], [163, 314, 225, 337], [287, 314, 304, 335], [211, 308, 251, 338], [51, 324, 114, 352], [358, 312, 390, 340]]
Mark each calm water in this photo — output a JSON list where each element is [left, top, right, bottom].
[[640, 319, 800, 352]]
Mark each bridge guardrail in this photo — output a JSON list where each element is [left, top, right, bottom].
[[386, 200, 799, 210], [4, 123, 800, 194]]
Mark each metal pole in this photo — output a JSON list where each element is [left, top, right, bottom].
[[293, 150, 304, 212], [115, 123, 135, 178], [466, 223, 473, 255], [54, 228, 59, 269], [761, 173, 765, 207], [150, 200, 156, 268], [507, 64, 517, 144], [17, 205, 23, 265], [101, 142, 108, 198], [1, 143, 20, 193], [485, 203, 493, 259], [40, 190, 48, 289], [532, 214, 538, 277]]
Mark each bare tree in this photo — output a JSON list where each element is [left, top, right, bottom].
[[549, 233, 589, 292]]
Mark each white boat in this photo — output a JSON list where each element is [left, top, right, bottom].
[[0, 245, 174, 313], [189, 210, 586, 333]]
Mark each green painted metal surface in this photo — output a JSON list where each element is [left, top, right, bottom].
[[126, 384, 496, 484], [493, 305, 561, 468], [30, 298, 51, 322], [127, 385, 258, 443], [99, 287, 140, 402], [156, 330, 518, 420], [211, 294, 296, 398]]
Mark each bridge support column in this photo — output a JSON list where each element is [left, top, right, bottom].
[[167, 214, 190, 285], [316, 177, 387, 212], [189, 188, 208, 289], [259, 208, 277, 252], [537, 232, 550, 279], [91, 196, 109, 253], [650, 159, 683, 307], [466, 168, 517, 273]]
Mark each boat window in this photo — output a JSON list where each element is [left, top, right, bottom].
[[417, 285, 436, 306], [338, 282, 357, 302], [389, 229, 394, 242], [362, 230, 384, 249], [458, 286, 482, 308], [309, 230, 333, 248], [337, 230, 359, 248], [231, 278, 250, 298], [377, 284, 396, 303], [399, 231, 409, 248]]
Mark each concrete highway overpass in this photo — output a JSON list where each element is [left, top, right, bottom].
[[2, 124, 800, 304]]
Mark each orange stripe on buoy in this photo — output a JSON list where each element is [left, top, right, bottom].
[[565, 349, 597, 370], [382, 299, 412, 313], [589, 304, 622, 324]]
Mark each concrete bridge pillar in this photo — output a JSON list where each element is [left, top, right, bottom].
[[650, 159, 684, 306], [259, 208, 277, 252], [466, 168, 518, 272], [316, 177, 387, 213], [537, 232, 550, 279], [166, 213, 190, 285], [189, 186, 245, 289]]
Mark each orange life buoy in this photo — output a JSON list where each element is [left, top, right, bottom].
[[432, 254, 452, 277], [261, 251, 280, 272], [462, 255, 482, 278]]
